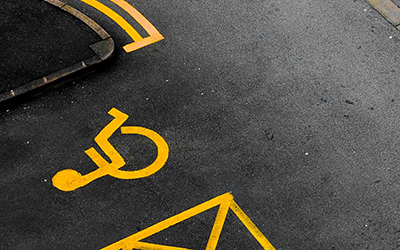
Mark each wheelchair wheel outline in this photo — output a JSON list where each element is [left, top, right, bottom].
[[108, 126, 169, 179]]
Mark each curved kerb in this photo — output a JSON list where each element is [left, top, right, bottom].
[[365, 0, 400, 28], [0, 0, 115, 104]]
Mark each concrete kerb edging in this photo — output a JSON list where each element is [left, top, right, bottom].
[[365, 0, 400, 29], [0, 0, 115, 104]]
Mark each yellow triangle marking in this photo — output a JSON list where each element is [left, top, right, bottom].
[[205, 196, 231, 249], [230, 200, 275, 249], [101, 193, 275, 250], [132, 241, 193, 250]]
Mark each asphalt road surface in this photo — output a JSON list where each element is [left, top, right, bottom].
[[0, 0, 99, 93], [2, 0, 400, 249]]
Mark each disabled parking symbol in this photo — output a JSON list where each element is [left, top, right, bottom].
[[52, 108, 169, 191]]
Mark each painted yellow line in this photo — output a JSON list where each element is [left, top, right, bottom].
[[101, 192, 276, 250], [230, 200, 275, 250], [111, 0, 162, 35], [78, 0, 164, 53], [80, 0, 142, 41], [124, 193, 231, 243], [91, 108, 128, 167], [205, 195, 231, 250], [123, 35, 164, 53], [131, 242, 193, 250], [109, 0, 164, 52], [52, 108, 128, 191], [101, 193, 232, 249], [119, 126, 169, 179]]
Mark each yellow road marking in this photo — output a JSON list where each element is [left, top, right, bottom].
[[119, 126, 169, 179], [101, 193, 275, 250], [52, 108, 169, 191], [81, 0, 142, 41], [131, 242, 193, 250], [80, 0, 163, 53], [109, 0, 164, 52], [205, 194, 231, 249], [230, 200, 275, 248]]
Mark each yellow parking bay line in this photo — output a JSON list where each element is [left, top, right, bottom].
[[80, 0, 142, 42], [110, 0, 164, 52], [80, 0, 163, 53]]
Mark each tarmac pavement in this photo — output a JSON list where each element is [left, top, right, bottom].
[[3, 0, 400, 249], [0, 0, 100, 94]]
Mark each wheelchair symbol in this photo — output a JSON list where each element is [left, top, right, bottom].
[[52, 108, 169, 191]]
